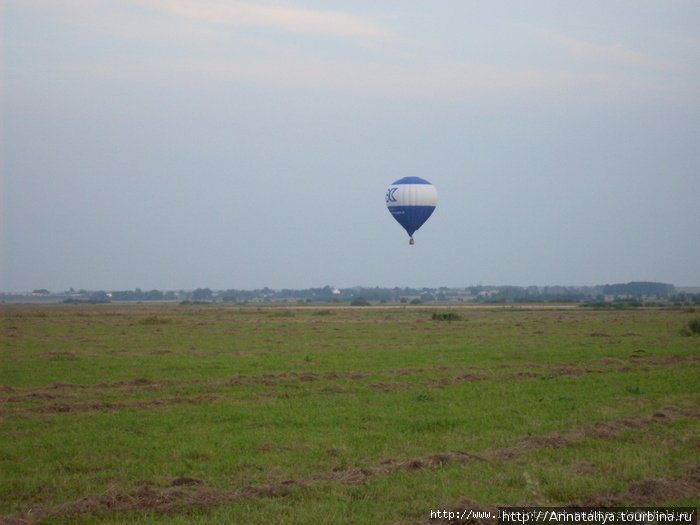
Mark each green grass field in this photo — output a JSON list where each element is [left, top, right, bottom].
[[1, 304, 698, 524]]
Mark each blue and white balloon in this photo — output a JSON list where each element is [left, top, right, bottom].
[[385, 176, 437, 244]]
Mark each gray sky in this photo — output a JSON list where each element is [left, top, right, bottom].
[[2, 1, 699, 292]]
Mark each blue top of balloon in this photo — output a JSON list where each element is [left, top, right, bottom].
[[392, 176, 432, 185]]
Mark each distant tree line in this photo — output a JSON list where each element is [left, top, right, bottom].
[[601, 282, 674, 298], [468, 282, 683, 305], [110, 289, 178, 301], [9, 281, 699, 306]]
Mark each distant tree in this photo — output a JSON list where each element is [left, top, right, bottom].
[[143, 289, 164, 300], [602, 282, 674, 298], [191, 288, 213, 300], [222, 292, 238, 303], [89, 291, 111, 303]]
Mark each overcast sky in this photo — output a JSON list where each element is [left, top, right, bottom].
[[2, 1, 699, 292]]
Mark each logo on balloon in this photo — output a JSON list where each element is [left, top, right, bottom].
[[385, 187, 398, 203]]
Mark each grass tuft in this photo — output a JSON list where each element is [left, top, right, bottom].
[[138, 315, 172, 325]]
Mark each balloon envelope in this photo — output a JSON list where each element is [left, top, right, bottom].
[[385, 176, 437, 241]]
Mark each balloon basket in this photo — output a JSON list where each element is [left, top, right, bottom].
[[409, 238, 415, 245]]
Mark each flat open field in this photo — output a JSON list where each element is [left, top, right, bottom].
[[1, 304, 699, 524]]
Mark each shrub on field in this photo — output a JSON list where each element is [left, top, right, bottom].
[[690, 318, 700, 333], [681, 317, 700, 336], [351, 297, 370, 306], [432, 312, 461, 321]]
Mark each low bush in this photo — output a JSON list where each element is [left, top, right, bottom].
[[681, 317, 700, 336], [431, 312, 461, 321]]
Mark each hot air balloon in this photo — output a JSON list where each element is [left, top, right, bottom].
[[385, 177, 437, 245]]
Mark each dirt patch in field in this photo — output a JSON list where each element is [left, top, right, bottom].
[[5, 452, 490, 522], [94, 378, 164, 389], [579, 410, 677, 440], [597, 358, 627, 366], [257, 443, 291, 453], [507, 371, 539, 379], [35, 480, 309, 519], [52, 485, 228, 514], [47, 382, 83, 390], [551, 365, 590, 377], [370, 381, 414, 392], [3, 354, 695, 418], [98, 378, 164, 393], [3, 326, 22, 338], [4, 408, 697, 523], [427, 373, 490, 387], [13, 395, 218, 415], [171, 477, 203, 487], [414, 465, 700, 525], [519, 434, 570, 449], [5, 352, 694, 406], [329, 467, 375, 484], [3, 378, 166, 397], [656, 355, 700, 365], [227, 370, 368, 387], [492, 406, 695, 460], [0, 517, 30, 525], [0, 379, 204, 411], [582, 464, 700, 506], [6, 392, 60, 402]]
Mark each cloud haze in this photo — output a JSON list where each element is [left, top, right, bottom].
[[2, 1, 699, 292], [137, 0, 390, 39]]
